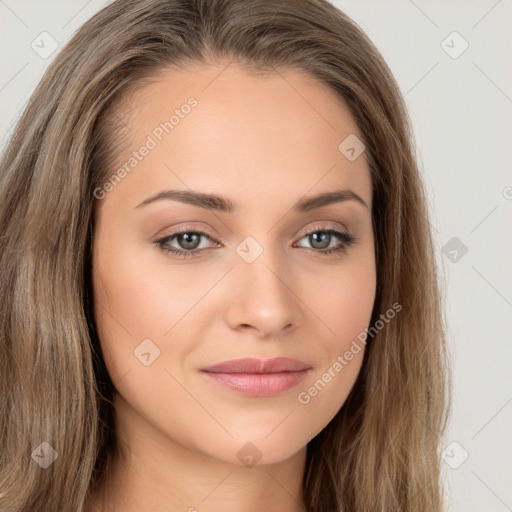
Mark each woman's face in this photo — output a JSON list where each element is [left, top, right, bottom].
[[92, 62, 376, 467]]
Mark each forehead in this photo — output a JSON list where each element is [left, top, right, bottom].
[[123, 62, 361, 138], [98, 62, 372, 214]]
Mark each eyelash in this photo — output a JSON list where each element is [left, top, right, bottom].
[[155, 225, 357, 259]]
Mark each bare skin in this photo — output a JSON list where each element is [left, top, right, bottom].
[[87, 60, 376, 512]]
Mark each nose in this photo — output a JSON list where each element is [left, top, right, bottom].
[[224, 248, 304, 338]]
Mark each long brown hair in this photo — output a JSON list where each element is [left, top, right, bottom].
[[0, 1, 450, 510]]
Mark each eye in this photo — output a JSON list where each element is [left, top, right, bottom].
[[154, 225, 357, 259], [294, 226, 356, 256], [155, 228, 218, 258]]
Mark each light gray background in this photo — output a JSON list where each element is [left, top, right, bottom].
[[1, 1, 511, 510]]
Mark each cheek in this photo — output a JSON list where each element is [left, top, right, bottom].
[[305, 254, 377, 349], [92, 239, 207, 338], [292, 255, 376, 413], [91, 233, 168, 385], [91, 234, 225, 388]]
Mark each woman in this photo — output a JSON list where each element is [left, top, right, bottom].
[[0, 0, 449, 510]]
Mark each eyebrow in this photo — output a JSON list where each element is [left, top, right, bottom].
[[135, 188, 369, 213]]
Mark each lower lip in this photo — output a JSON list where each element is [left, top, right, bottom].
[[200, 370, 310, 396]]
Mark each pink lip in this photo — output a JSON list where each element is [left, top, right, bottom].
[[200, 357, 312, 397]]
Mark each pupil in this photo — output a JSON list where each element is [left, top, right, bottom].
[[311, 232, 330, 249], [179, 233, 200, 250]]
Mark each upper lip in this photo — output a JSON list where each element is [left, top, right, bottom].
[[200, 357, 311, 374]]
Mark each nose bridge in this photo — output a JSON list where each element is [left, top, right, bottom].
[[226, 235, 302, 335]]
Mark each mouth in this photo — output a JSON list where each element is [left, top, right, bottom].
[[199, 357, 312, 397]]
